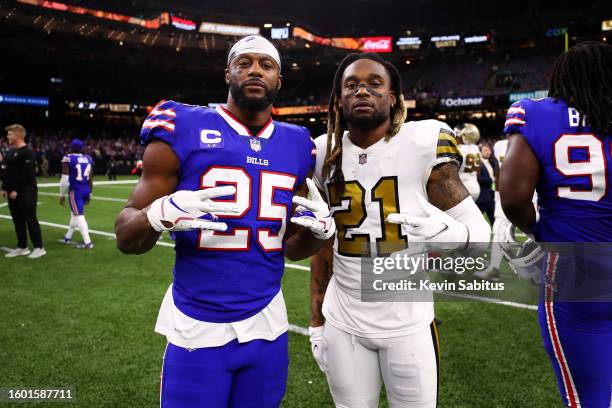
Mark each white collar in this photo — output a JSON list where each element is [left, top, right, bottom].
[[215, 105, 275, 139]]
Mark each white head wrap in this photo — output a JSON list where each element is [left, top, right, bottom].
[[227, 35, 281, 70]]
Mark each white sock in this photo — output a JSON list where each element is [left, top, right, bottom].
[[488, 241, 503, 270], [65, 214, 77, 239], [75, 215, 92, 244]]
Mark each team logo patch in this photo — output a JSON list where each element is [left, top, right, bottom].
[[359, 153, 367, 164], [200, 129, 223, 149], [250, 138, 262, 152]]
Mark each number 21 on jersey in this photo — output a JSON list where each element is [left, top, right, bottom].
[[328, 177, 407, 257]]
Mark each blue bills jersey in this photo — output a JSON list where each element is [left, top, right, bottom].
[[61, 153, 93, 193], [503, 97, 612, 242], [140, 101, 315, 323]]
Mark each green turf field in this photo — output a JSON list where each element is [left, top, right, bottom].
[[0, 176, 560, 407]]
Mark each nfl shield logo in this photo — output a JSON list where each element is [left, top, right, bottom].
[[359, 153, 367, 164], [250, 138, 262, 152]]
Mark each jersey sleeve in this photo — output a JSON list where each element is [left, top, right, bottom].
[[140, 100, 177, 145], [503, 99, 543, 160], [419, 120, 463, 191], [312, 134, 329, 193], [296, 126, 316, 186], [503, 99, 534, 138], [140, 100, 189, 163], [435, 127, 463, 168], [61, 155, 70, 165]]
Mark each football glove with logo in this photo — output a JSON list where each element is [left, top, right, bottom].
[[308, 325, 326, 372], [146, 186, 239, 232], [291, 178, 335, 240], [387, 193, 469, 251]]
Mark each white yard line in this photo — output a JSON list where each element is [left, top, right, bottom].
[[38, 179, 139, 188], [38, 191, 126, 203], [437, 291, 538, 310]]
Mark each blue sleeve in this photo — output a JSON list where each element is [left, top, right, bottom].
[[140, 100, 189, 163], [298, 126, 316, 185], [503, 99, 543, 160]]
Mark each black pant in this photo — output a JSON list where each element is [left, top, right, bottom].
[[476, 189, 495, 225], [8, 185, 43, 248]]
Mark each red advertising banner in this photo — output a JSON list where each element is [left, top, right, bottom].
[[17, 0, 169, 29], [293, 27, 392, 52]]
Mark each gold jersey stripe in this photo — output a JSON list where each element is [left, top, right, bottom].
[[437, 146, 461, 155], [438, 132, 459, 146]]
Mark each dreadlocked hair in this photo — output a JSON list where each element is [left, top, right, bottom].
[[321, 53, 408, 190], [549, 41, 612, 135]]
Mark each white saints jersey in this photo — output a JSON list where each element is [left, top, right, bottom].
[[313, 120, 462, 338], [458, 143, 481, 200], [492, 138, 537, 217], [493, 139, 508, 167]]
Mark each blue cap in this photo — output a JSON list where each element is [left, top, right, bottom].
[[70, 138, 84, 151]]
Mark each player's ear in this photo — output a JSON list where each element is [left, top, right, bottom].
[[276, 74, 282, 91], [224, 69, 230, 85], [389, 90, 397, 109]]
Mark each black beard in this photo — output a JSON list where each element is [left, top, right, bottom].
[[230, 81, 278, 112], [343, 108, 388, 130]]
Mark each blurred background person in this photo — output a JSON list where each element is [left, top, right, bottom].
[[2, 124, 45, 258]]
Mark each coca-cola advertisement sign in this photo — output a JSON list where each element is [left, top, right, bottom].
[[361, 37, 392, 52]]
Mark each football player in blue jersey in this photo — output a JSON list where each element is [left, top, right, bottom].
[[500, 42, 612, 408], [59, 138, 94, 249], [114, 35, 334, 408]]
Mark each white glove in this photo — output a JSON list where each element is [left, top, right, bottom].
[[387, 193, 468, 251], [291, 178, 335, 240], [146, 186, 239, 232], [309, 326, 325, 372]]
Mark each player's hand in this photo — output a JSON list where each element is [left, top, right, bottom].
[[146, 187, 240, 232], [291, 178, 335, 240], [8, 191, 17, 200], [387, 192, 468, 251], [59, 196, 65, 206], [309, 325, 326, 372]]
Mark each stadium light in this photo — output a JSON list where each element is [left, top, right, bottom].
[[264, 23, 272, 28]]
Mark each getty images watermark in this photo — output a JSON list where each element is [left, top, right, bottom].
[[359, 242, 612, 304], [370, 251, 505, 292], [358, 242, 519, 303]]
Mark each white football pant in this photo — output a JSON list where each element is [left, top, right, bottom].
[[323, 321, 439, 408]]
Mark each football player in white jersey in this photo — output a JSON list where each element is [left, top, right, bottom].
[[455, 123, 482, 201], [309, 53, 491, 408]]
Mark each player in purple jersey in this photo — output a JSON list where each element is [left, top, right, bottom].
[[114, 35, 334, 408], [500, 42, 612, 408], [59, 138, 94, 249]]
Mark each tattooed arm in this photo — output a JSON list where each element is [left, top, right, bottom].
[[423, 161, 491, 246], [426, 162, 470, 210], [310, 236, 334, 327]]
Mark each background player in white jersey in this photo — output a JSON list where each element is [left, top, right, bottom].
[[59, 138, 94, 249], [310, 53, 491, 408], [455, 123, 481, 201]]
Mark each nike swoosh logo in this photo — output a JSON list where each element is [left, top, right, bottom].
[[425, 223, 448, 240]]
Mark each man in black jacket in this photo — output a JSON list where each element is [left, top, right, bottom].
[[1, 124, 45, 258]]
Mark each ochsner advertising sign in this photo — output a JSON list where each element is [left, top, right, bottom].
[[440, 97, 483, 107]]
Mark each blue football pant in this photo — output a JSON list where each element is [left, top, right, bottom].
[[160, 332, 289, 408], [68, 189, 89, 215], [538, 252, 612, 408]]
